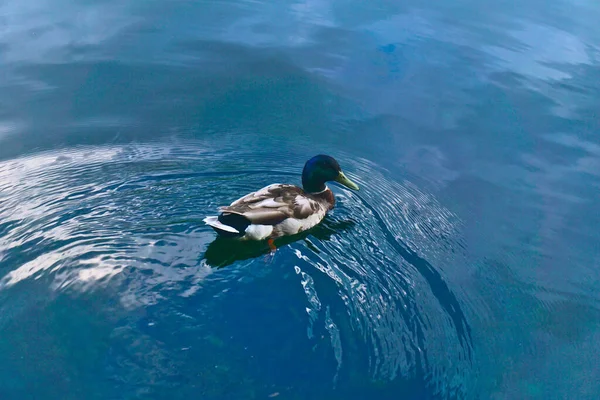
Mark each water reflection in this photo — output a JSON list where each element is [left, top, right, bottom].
[[2, 0, 600, 397], [203, 217, 356, 268], [0, 144, 474, 396]]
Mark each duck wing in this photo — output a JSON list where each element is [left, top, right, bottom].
[[219, 184, 321, 226]]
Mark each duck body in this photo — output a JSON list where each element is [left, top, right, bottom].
[[203, 183, 335, 240], [203, 155, 359, 241]]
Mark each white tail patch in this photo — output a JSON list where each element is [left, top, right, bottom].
[[203, 216, 240, 233], [244, 224, 273, 240]]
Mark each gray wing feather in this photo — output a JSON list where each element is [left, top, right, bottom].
[[219, 184, 322, 226]]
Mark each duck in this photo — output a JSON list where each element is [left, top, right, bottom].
[[203, 154, 359, 250]]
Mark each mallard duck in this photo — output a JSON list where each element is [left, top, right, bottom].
[[203, 154, 359, 249]]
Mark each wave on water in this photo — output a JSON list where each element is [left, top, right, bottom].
[[0, 142, 474, 397]]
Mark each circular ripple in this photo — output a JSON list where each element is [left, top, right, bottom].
[[0, 141, 474, 397]]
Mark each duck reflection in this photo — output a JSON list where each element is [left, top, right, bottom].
[[202, 217, 356, 268]]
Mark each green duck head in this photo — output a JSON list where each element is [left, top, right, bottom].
[[301, 154, 359, 194]]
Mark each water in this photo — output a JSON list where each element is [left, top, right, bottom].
[[1, 0, 600, 399]]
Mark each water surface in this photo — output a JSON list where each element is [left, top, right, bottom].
[[1, 0, 600, 399]]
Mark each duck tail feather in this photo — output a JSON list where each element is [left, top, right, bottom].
[[203, 216, 240, 234]]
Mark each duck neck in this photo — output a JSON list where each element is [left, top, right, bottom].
[[313, 186, 336, 210], [302, 175, 335, 208], [302, 176, 326, 194]]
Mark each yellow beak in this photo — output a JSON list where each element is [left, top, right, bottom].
[[335, 171, 359, 190]]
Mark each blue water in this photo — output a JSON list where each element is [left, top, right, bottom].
[[1, 0, 600, 398]]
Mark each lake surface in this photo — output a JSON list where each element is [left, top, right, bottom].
[[1, 0, 600, 398]]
